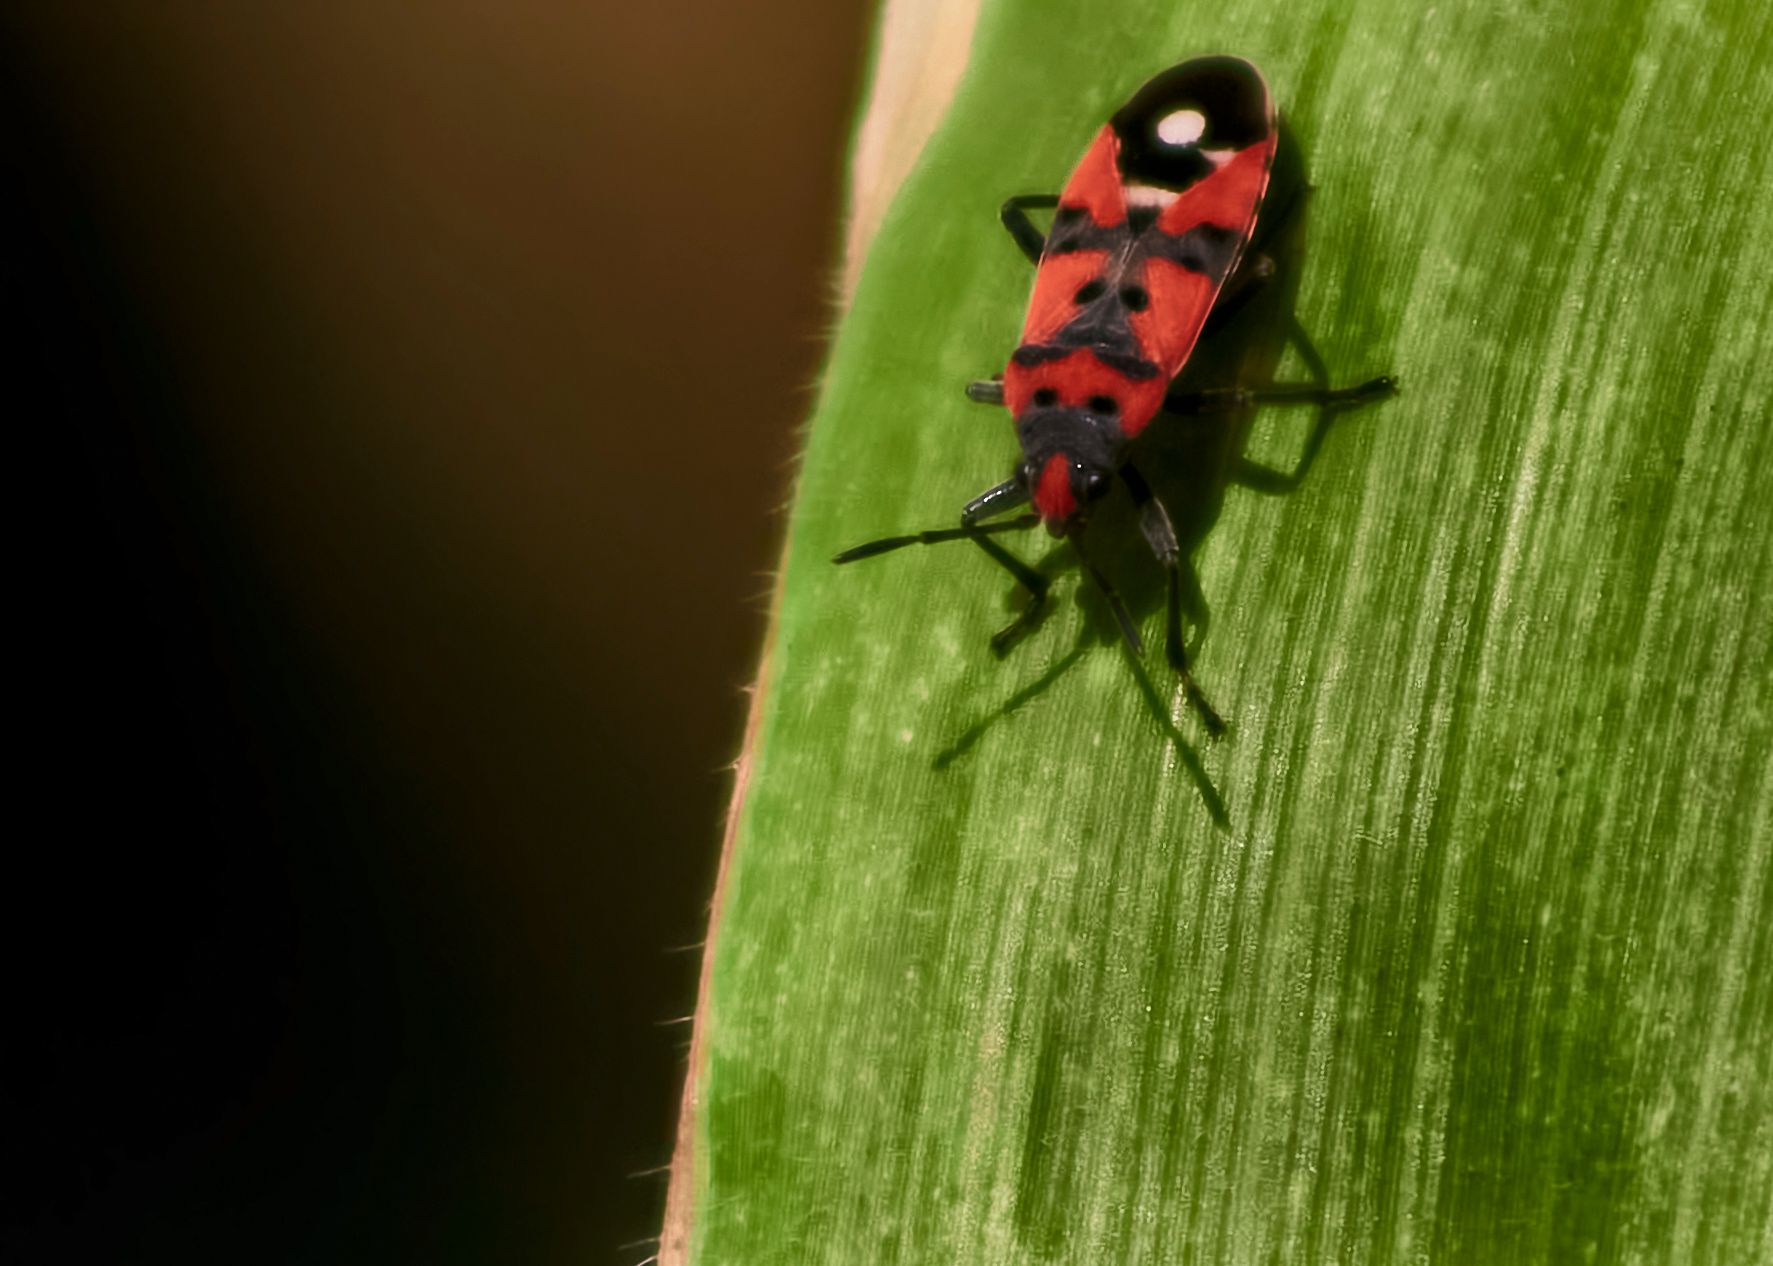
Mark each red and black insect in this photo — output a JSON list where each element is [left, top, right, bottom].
[[835, 56, 1394, 734]]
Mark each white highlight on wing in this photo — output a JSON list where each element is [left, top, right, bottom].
[[1156, 108, 1206, 146], [1123, 184, 1180, 208]]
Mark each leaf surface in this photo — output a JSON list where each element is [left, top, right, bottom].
[[672, 2, 1773, 1262]]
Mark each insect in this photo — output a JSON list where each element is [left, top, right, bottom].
[[835, 56, 1394, 735]]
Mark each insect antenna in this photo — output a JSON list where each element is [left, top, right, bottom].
[[833, 514, 1041, 564], [1070, 533, 1145, 657]]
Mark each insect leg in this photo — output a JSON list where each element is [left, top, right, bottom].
[[1200, 252, 1277, 337], [1243, 312, 1395, 492], [1164, 375, 1396, 416], [1072, 533, 1145, 648], [1166, 314, 1397, 494], [836, 479, 1033, 561], [962, 481, 1053, 654], [964, 379, 1006, 406], [960, 478, 1028, 526], [1121, 464, 1227, 736], [1000, 194, 1059, 264], [832, 482, 1053, 653]]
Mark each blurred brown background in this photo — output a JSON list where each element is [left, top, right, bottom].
[[4, 3, 868, 1261]]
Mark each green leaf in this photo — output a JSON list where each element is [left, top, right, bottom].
[[666, 1, 1773, 1262]]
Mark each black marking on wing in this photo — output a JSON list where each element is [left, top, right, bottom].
[[1023, 218, 1241, 374], [1043, 217, 1123, 257], [1055, 289, 1141, 361], [1012, 342, 1162, 381], [1111, 56, 1271, 192], [1127, 205, 1160, 235], [1148, 221, 1243, 281]]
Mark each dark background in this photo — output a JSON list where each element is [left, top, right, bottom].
[[4, 4, 868, 1261]]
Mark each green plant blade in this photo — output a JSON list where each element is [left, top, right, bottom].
[[669, 1, 1773, 1262]]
